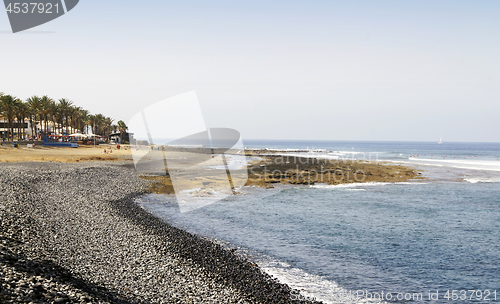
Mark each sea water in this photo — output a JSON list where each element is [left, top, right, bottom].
[[136, 141, 500, 303]]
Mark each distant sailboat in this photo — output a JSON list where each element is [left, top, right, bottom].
[[438, 136, 443, 144]]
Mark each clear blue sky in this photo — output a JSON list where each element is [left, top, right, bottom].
[[1, 1, 499, 142]]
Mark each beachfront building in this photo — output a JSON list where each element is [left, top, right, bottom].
[[0, 120, 77, 141], [0, 120, 33, 141], [109, 132, 134, 144]]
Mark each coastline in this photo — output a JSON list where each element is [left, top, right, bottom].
[[0, 145, 426, 303], [2, 143, 496, 303], [143, 150, 425, 194], [0, 161, 321, 303]]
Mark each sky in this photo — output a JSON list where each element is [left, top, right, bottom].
[[1, 0, 499, 142]]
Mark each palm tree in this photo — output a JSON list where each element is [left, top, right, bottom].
[[49, 100, 60, 135], [0, 93, 4, 116], [70, 106, 83, 133], [1, 92, 130, 143], [40, 95, 54, 136], [88, 114, 96, 135], [1, 95, 19, 141], [0, 93, 4, 140], [26, 95, 42, 138], [117, 120, 128, 143], [14, 100, 28, 140], [91, 113, 105, 135], [78, 109, 89, 134], [58, 98, 73, 135], [104, 116, 114, 140]]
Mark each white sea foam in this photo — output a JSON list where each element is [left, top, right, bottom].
[[179, 188, 202, 194], [205, 155, 249, 170], [258, 258, 385, 304], [310, 181, 427, 190], [405, 158, 500, 172], [269, 152, 340, 160], [311, 182, 390, 189], [463, 177, 500, 183], [179, 187, 233, 197], [264, 151, 381, 162]]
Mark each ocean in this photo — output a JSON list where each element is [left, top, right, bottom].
[[135, 140, 500, 303]]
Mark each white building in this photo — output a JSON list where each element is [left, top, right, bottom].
[[0, 120, 34, 140]]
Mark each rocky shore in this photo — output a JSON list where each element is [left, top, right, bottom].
[[143, 153, 424, 194], [244, 154, 424, 188], [0, 162, 320, 303]]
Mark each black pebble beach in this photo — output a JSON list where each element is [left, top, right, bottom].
[[0, 162, 322, 304]]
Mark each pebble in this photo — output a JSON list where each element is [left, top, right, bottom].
[[0, 161, 321, 303]]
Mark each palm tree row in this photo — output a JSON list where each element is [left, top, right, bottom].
[[0, 92, 118, 141]]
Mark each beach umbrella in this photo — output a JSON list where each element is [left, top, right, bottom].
[[85, 134, 99, 147], [69, 133, 85, 137]]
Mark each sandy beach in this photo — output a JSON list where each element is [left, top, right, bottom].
[[0, 144, 132, 163]]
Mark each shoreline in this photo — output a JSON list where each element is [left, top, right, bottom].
[[0, 161, 321, 303], [143, 151, 425, 194], [0, 144, 425, 190], [1, 146, 494, 303]]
